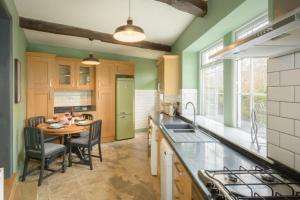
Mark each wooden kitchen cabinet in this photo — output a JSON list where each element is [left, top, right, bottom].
[[96, 60, 117, 142], [54, 57, 95, 90], [27, 52, 55, 118], [157, 55, 180, 96], [173, 153, 192, 200], [116, 61, 135, 75]]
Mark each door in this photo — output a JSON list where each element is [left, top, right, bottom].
[[116, 78, 134, 140]]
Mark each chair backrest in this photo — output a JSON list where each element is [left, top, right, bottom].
[[82, 114, 93, 120], [24, 127, 45, 156], [27, 116, 46, 127], [88, 120, 102, 145]]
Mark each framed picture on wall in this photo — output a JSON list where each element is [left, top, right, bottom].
[[14, 59, 21, 104]]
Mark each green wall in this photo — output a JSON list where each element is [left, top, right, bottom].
[[3, 0, 27, 175], [27, 43, 157, 90], [173, 0, 268, 90]]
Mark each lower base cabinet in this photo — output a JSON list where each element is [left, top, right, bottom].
[[173, 154, 192, 200]]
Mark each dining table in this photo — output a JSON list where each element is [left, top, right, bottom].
[[37, 120, 93, 163]]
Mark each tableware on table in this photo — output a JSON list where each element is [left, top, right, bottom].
[[48, 123, 64, 129], [74, 116, 84, 121], [67, 116, 72, 125], [76, 120, 91, 126], [46, 119, 57, 124]]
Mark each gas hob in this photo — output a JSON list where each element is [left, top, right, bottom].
[[198, 166, 300, 200]]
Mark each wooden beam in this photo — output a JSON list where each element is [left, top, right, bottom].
[[155, 0, 207, 17], [19, 17, 171, 52]]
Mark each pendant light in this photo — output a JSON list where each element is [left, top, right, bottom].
[[81, 38, 100, 65], [113, 0, 146, 43]]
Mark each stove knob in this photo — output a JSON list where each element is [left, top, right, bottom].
[[206, 181, 213, 188], [210, 187, 219, 194], [216, 194, 225, 200]]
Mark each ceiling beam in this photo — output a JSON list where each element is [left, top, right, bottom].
[[19, 17, 171, 52], [155, 0, 207, 17]]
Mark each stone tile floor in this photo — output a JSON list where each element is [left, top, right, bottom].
[[21, 133, 160, 200]]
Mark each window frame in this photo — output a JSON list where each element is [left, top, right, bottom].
[[199, 39, 224, 123]]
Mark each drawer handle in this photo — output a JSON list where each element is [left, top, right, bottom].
[[174, 162, 183, 176], [174, 180, 184, 195]]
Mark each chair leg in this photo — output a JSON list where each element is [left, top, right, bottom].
[[38, 159, 45, 186], [98, 143, 102, 162], [22, 156, 29, 182], [88, 147, 93, 170], [62, 150, 66, 173], [68, 144, 72, 167]]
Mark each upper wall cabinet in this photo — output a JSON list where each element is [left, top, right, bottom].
[[116, 61, 135, 75], [157, 55, 180, 96], [54, 57, 95, 90]]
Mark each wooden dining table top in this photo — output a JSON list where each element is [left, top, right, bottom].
[[37, 121, 91, 135]]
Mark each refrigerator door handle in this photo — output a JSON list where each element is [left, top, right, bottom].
[[119, 115, 126, 118]]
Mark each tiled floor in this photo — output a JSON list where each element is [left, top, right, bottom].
[[21, 133, 160, 200]]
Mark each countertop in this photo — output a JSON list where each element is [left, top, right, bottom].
[[150, 112, 260, 199]]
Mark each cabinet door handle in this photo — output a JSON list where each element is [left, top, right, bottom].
[[76, 80, 79, 87], [49, 80, 52, 88], [174, 180, 184, 195], [174, 162, 183, 176]]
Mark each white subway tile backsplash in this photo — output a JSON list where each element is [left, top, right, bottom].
[[268, 54, 295, 72], [280, 133, 300, 154], [268, 115, 294, 135], [295, 120, 300, 138], [280, 102, 300, 120], [268, 143, 294, 168], [295, 52, 300, 68], [267, 101, 279, 116], [54, 91, 92, 107], [267, 129, 280, 145], [267, 72, 280, 86], [135, 90, 158, 130], [295, 86, 300, 102], [268, 86, 294, 102], [295, 154, 300, 172], [280, 69, 300, 86]]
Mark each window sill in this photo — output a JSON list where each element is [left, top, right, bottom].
[[182, 114, 269, 160]]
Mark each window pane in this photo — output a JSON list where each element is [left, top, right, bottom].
[[240, 59, 251, 93], [201, 41, 223, 65], [254, 95, 267, 137], [252, 58, 267, 93], [240, 95, 251, 133]]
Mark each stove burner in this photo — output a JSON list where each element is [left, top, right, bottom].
[[226, 174, 238, 183], [261, 173, 275, 182]]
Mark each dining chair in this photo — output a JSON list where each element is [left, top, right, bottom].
[[22, 127, 66, 186], [27, 116, 61, 143], [68, 120, 102, 170]]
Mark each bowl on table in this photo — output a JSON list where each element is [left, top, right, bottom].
[[76, 120, 91, 126], [46, 119, 58, 124], [48, 123, 64, 129], [74, 117, 85, 122]]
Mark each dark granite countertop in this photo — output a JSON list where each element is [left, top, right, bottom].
[[150, 112, 258, 199]]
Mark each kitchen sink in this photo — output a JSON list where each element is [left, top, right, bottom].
[[163, 123, 194, 130], [163, 123, 216, 143]]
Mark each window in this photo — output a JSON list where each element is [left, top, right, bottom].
[[235, 14, 269, 40], [236, 58, 267, 138], [200, 41, 224, 123]]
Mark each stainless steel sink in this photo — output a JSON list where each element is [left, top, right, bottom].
[[163, 123, 216, 143], [164, 123, 194, 130]]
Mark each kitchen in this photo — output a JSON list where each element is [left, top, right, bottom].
[[1, 0, 300, 200]]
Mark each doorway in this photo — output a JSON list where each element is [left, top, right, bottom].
[[0, 0, 13, 178]]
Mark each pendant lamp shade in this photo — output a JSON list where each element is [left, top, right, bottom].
[[81, 38, 100, 65], [113, 17, 146, 43], [81, 54, 100, 65]]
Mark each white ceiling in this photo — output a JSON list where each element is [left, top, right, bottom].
[[15, 0, 195, 59]]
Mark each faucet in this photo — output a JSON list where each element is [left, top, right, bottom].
[[185, 101, 196, 127]]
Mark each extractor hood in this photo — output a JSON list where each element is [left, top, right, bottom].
[[211, 9, 300, 59]]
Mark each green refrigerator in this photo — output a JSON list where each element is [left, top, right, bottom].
[[116, 77, 135, 140]]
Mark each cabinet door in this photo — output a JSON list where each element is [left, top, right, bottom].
[[27, 53, 54, 118], [75, 63, 95, 90], [55, 59, 76, 89], [96, 61, 116, 141], [116, 62, 134, 75], [158, 60, 164, 91]]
